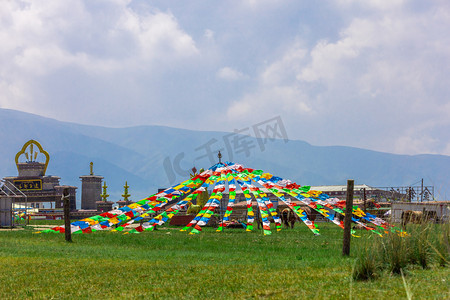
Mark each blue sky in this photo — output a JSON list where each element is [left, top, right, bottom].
[[1, 0, 449, 155]]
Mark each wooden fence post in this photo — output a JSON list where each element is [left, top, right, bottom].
[[343, 179, 354, 256], [363, 188, 367, 213], [63, 188, 72, 242]]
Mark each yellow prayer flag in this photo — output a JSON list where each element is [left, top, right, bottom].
[[109, 217, 120, 225]]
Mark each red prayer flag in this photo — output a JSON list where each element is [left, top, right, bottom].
[[82, 227, 92, 234]]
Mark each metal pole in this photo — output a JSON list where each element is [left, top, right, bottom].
[[343, 179, 354, 257]]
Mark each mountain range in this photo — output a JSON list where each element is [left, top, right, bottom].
[[0, 108, 449, 207]]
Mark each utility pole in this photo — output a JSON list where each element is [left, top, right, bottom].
[[343, 180, 354, 257]]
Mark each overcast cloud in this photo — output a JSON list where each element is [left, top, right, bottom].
[[1, 0, 449, 155]]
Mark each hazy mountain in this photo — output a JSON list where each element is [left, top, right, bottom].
[[1, 108, 449, 207]]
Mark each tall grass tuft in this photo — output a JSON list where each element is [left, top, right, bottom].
[[352, 237, 381, 281], [406, 224, 431, 269], [354, 221, 449, 281], [381, 230, 409, 274], [432, 221, 450, 267]]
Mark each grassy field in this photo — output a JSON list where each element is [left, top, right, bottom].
[[0, 223, 448, 299]]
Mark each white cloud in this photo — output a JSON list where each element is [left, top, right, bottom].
[[337, 0, 406, 10], [261, 41, 307, 85], [242, 0, 285, 9], [297, 37, 359, 82], [131, 12, 199, 62], [225, 40, 312, 122], [217, 67, 246, 81], [443, 144, 450, 156], [0, 0, 198, 115], [226, 1, 450, 155], [227, 85, 312, 122], [204, 29, 214, 40], [394, 135, 439, 155]]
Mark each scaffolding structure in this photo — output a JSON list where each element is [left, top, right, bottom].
[[371, 185, 434, 202]]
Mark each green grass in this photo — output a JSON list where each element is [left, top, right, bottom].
[[0, 224, 449, 299], [12, 219, 68, 226]]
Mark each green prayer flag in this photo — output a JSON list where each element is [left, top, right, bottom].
[[252, 170, 264, 175], [299, 186, 311, 192]]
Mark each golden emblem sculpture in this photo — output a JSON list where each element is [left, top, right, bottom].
[[15, 140, 50, 175]]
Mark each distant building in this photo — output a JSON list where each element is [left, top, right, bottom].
[[310, 184, 384, 200], [0, 140, 112, 221], [1, 140, 77, 210]]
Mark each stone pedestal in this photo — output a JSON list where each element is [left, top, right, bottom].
[[17, 162, 46, 177], [96, 201, 113, 212], [116, 200, 134, 208], [80, 175, 103, 210]]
